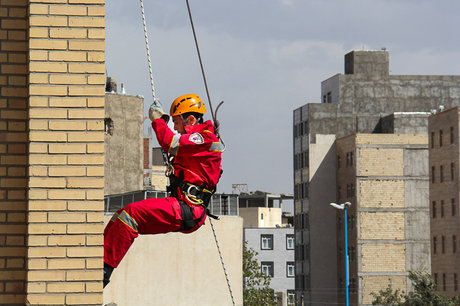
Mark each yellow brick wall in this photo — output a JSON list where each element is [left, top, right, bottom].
[[356, 133, 427, 145], [26, 0, 105, 305], [359, 148, 404, 176], [361, 244, 406, 272], [360, 180, 405, 208], [360, 212, 405, 240], [361, 275, 406, 305], [0, 1, 29, 304]]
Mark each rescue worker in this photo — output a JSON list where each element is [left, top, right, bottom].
[[103, 94, 223, 288]]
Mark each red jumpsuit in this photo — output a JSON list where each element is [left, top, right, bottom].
[[104, 119, 222, 268]]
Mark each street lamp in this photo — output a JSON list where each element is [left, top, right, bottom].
[[330, 201, 351, 306]]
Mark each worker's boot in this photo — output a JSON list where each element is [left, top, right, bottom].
[[103, 263, 114, 288]]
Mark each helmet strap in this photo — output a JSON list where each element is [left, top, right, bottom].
[[180, 114, 187, 128]]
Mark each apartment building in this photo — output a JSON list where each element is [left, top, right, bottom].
[[240, 191, 295, 305], [336, 134, 430, 305], [293, 50, 460, 305], [429, 107, 460, 297]]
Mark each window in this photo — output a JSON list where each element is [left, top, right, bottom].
[[453, 198, 457, 216], [431, 131, 435, 148], [346, 153, 350, 167], [455, 274, 458, 292], [451, 126, 455, 144], [432, 201, 437, 218], [261, 234, 273, 250], [337, 156, 341, 168], [287, 290, 295, 306], [349, 246, 356, 261], [440, 129, 443, 147], [442, 236, 445, 253], [104, 118, 114, 135], [286, 262, 295, 277], [323, 94, 327, 103], [261, 262, 274, 277], [434, 273, 438, 288], [350, 278, 357, 293], [452, 163, 455, 181], [443, 273, 446, 291], [441, 200, 445, 218], [327, 92, 332, 103], [286, 234, 294, 250], [350, 152, 354, 166], [347, 184, 355, 198], [454, 235, 457, 253], [433, 237, 437, 254], [440, 165, 444, 183], [432, 166, 435, 183], [337, 186, 342, 200]]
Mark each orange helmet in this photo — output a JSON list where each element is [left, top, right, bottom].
[[170, 94, 206, 117]]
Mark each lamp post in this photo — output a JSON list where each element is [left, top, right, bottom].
[[330, 201, 351, 306]]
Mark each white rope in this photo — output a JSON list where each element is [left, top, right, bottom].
[[139, 0, 158, 104], [138, 3, 233, 303], [209, 218, 236, 306]]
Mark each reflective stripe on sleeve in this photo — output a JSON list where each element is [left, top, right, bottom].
[[169, 135, 180, 155], [110, 212, 119, 222], [209, 142, 224, 152], [117, 210, 138, 232]]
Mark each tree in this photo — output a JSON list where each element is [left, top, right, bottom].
[[243, 242, 277, 306], [371, 271, 460, 306]]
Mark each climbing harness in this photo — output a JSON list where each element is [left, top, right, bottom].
[[139, 2, 234, 305]]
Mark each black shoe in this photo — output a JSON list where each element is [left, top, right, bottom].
[[103, 263, 114, 288]]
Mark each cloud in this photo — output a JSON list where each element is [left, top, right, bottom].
[[106, 0, 460, 194]]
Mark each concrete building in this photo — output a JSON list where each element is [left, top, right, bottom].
[[429, 107, 460, 296], [336, 134, 430, 305], [104, 90, 144, 195], [103, 214, 244, 306], [293, 50, 460, 305]]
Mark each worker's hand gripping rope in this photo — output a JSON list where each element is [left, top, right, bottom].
[[149, 100, 169, 123]]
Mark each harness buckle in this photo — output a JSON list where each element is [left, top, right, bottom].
[[186, 184, 201, 197]]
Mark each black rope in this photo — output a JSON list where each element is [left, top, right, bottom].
[[185, 3, 232, 303]]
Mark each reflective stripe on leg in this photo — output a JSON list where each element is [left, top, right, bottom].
[[117, 210, 139, 232]]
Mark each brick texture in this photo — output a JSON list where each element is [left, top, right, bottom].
[[361, 275, 406, 305], [359, 148, 404, 176], [336, 134, 430, 305], [361, 244, 406, 272], [360, 212, 405, 240], [0, 1, 28, 304], [0, 1, 105, 305], [360, 180, 405, 208], [429, 108, 460, 298]]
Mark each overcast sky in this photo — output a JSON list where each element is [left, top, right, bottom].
[[105, 0, 460, 194]]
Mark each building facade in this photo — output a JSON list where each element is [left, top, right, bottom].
[[293, 50, 460, 305], [240, 191, 295, 305], [0, 1, 106, 304], [104, 91, 144, 195], [244, 227, 295, 305], [336, 134, 430, 305], [429, 107, 460, 296]]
